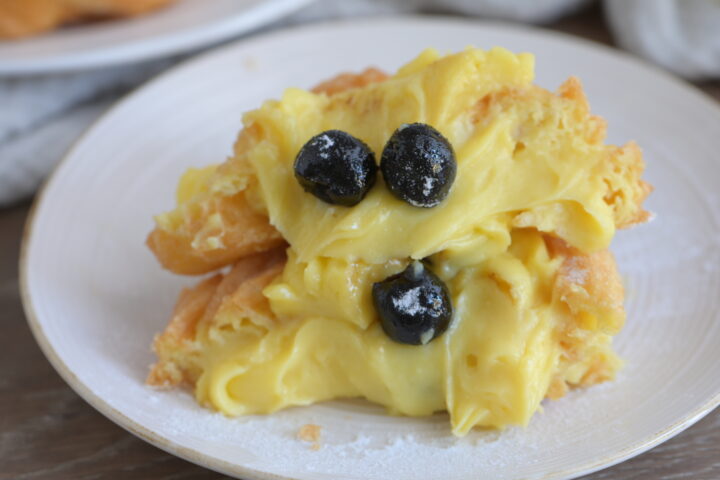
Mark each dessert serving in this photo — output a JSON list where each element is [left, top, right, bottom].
[[145, 47, 651, 436], [0, 0, 174, 39]]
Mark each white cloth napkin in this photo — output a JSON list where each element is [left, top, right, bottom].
[[1, 0, 718, 206], [0, 59, 175, 205]]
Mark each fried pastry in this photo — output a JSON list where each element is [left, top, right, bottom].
[[146, 48, 651, 435]]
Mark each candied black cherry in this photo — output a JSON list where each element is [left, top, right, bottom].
[[372, 261, 453, 345], [293, 130, 377, 206], [380, 123, 456, 208]]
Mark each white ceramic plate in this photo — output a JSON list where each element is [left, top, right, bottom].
[[21, 17, 720, 480], [0, 0, 310, 75]]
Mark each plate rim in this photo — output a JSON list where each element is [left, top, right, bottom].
[[0, 0, 312, 76], [19, 15, 720, 480]]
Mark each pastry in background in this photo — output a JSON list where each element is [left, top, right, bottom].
[[0, 0, 174, 39]]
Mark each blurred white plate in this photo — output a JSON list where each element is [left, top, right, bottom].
[[21, 17, 720, 480], [0, 0, 311, 75]]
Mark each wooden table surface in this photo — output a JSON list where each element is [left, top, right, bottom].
[[2, 4, 720, 480]]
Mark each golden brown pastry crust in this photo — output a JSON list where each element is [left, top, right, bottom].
[[545, 236, 626, 399], [147, 247, 286, 387], [556, 77, 653, 228], [547, 236, 625, 332], [146, 189, 287, 276], [0, 0, 173, 39], [311, 67, 388, 95]]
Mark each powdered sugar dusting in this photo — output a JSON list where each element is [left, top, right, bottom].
[[315, 133, 335, 159], [318, 133, 335, 149], [392, 287, 422, 315], [422, 176, 435, 196], [564, 257, 588, 285], [129, 382, 629, 480]]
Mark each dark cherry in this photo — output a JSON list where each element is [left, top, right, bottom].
[[380, 123, 456, 208], [294, 130, 377, 206], [372, 261, 453, 345]]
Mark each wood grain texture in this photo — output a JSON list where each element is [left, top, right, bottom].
[[2, 3, 719, 479]]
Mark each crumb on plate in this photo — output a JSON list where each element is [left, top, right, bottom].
[[297, 424, 322, 450]]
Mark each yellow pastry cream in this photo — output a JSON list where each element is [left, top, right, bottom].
[[146, 47, 652, 436]]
